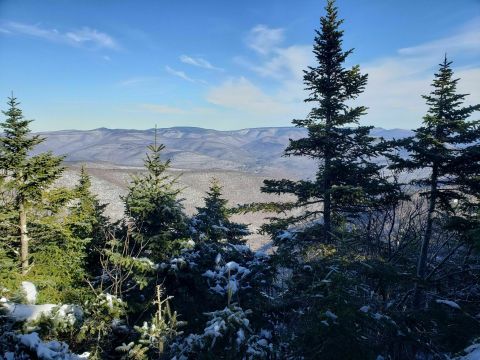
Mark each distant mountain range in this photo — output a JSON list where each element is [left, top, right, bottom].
[[34, 127, 413, 178]]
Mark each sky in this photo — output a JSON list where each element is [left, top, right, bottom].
[[0, 0, 479, 132]]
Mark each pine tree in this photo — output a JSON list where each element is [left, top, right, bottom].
[[192, 178, 249, 244], [260, 0, 396, 243], [0, 96, 64, 275], [67, 165, 109, 274], [390, 57, 480, 298], [123, 130, 187, 259]]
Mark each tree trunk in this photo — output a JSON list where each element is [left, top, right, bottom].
[[323, 155, 331, 243], [414, 164, 438, 306], [19, 198, 29, 275]]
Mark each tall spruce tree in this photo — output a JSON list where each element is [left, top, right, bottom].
[[192, 178, 249, 244], [260, 0, 395, 243], [123, 130, 187, 259], [0, 96, 64, 275], [390, 57, 480, 295]]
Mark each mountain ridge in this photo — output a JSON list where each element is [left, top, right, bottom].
[[33, 126, 413, 177]]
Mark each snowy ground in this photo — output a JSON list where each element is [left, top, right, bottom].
[[57, 164, 300, 250]]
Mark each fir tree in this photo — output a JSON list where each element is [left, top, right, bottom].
[[67, 165, 109, 274], [192, 178, 249, 244], [0, 96, 64, 275], [259, 0, 396, 243], [389, 57, 480, 300], [123, 130, 187, 259]]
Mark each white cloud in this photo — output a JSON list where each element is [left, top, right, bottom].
[[206, 76, 289, 114], [361, 20, 480, 129], [245, 25, 284, 55], [0, 21, 118, 50], [140, 104, 187, 114], [231, 19, 480, 129], [203, 26, 312, 121], [165, 65, 196, 82], [180, 55, 223, 71], [66, 27, 118, 49]]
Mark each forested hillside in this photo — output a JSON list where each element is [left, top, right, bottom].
[[1, 1, 479, 359], [33, 127, 412, 177]]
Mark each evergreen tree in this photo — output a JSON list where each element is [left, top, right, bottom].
[[0, 96, 64, 275], [259, 0, 396, 243], [67, 165, 109, 274], [389, 57, 480, 300], [192, 178, 249, 244], [123, 131, 187, 259]]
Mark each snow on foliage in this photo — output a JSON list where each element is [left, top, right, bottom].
[[3, 332, 89, 360], [21, 281, 37, 304], [203, 259, 251, 296], [436, 299, 461, 310], [454, 343, 480, 360], [2, 302, 82, 323], [359, 305, 370, 313], [325, 310, 338, 320], [160, 250, 201, 272], [170, 304, 274, 359]]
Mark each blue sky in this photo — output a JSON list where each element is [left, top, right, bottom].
[[0, 0, 479, 131]]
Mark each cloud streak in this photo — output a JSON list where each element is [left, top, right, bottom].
[[165, 65, 196, 82], [118, 76, 162, 87], [0, 21, 119, 50], [180, 55, 223, 71]]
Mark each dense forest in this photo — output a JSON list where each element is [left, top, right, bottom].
[[1, 1, 479, 359]]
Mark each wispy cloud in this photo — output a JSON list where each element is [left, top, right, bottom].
[[215, 19, 480, 129], [203, 25, 312, 119], [0, 21, 119, 50], [165, 65, 196, 83], [180, 55, 223, 71], [361, 19, 480, 128], [118, 76, 161, 87], [140, 103, 187, 114], [66, 27, 117, 49], [245, 25, 284, 55], [398, 18, 480, 58]]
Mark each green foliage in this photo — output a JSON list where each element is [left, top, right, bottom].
[[123, 135, 188, 260], [389, 56, 480, 215], [0, 95, 65, 275], [78, 292, 127, 359], [24, 186, 91, 303], [171, 304, 275, 359], [192, 178, 249, 244], [67, 165, 110, 276], [100, 234, 157, 297], [258, 0, 401, 244], [116, 285, 184, 359]]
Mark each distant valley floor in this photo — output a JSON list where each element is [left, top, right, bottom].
[[58, 163, 289, 251]]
